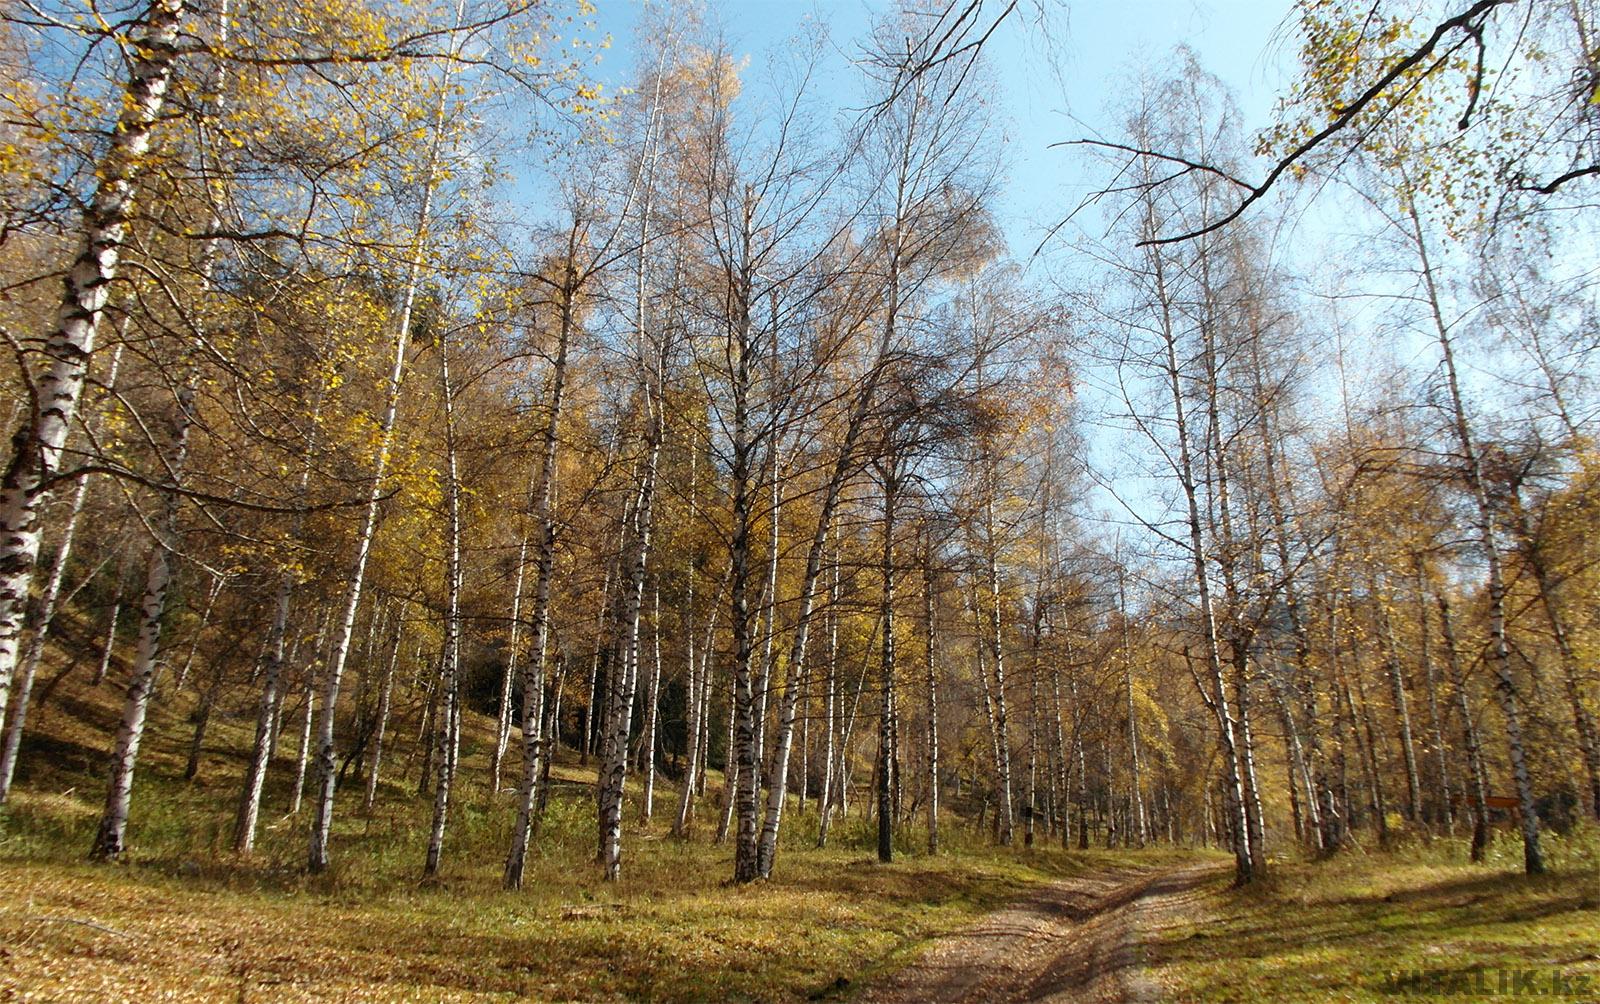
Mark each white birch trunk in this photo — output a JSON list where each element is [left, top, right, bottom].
[[235, 382, 323, 850], [640, 584, 662, 821], [87, 0, 231, 847], [0, 0, 186, 735], [94, 554, 129, 687], [1120, 571, 1146, 846], [876, 465, 897, 864], [172, 573, 223, 693], [89, 436, 189, 860], [1149, 230, 1253, 883], [424, 332, 465, 876], [671, 449, 701, 837], [289, 666, 316, 815], [503, 274, 576, 889], [364, 604, 402, 810], [0, 339, 125, 803], [493, 536, 529, 792], [752, 234, 911, 877], [598, 431, 659, 880], [816, 543, 839, 841], [982, 494, 1015, 845]]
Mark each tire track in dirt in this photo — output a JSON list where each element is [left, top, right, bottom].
[[858, 860, 1226, 1004]]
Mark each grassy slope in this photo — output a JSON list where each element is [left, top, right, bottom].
[[3, 637, 1597, 1002], [1143, 836, 1600, 1003], [0, 639, 1189, 1002]]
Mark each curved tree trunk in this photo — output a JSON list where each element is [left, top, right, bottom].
[[672, 450, 703, 838], [0, 0, 186, 737]]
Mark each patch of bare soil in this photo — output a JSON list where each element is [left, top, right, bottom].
[[858, 861, 1225, 1004]]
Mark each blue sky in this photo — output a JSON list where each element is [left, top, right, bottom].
[[582, 0, 1298, 261]]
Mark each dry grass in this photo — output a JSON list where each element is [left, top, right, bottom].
[[0, 644, 1184, 1002], [10, 639, 1594, 1001], [1140, 835, 1600, 1002]]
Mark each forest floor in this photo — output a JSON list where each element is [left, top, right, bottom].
[[2, 640, 1598, 1001], [0, 638, 1200, 1002]]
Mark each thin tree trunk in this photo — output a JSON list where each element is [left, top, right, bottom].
[[172, 572, 223, 693], [1149, 227, 1252, 884], [753, 445, 781, 787], [583, 564, 612, 765], [982, 506, 1014, 846], [183, 660, 226, 780], [234, 375, 325, 849], [675, 582, 723, 836], [924, 553, 940, 855], [493, 536, 529, 792], [1352, 647, 1389, 840], [288, 636, 320, 816], [816, 545, 839, 847], [970, 584, 1008, 845], [365, 603, 402, 810], [798, 654, 810, 809], [89, 540, 177, 856], [1069, 640, 1089, 850], [417, 662, 440, 795], [1234, 656, 1267, 871], [94, 568, 126, 688], [1375, 588, 1423, 823], [597, 371, 663, 882], [876, 461, 898, 864], [1410, 570, 1454, 831], [425, 332, 465, 877], [1025, 599, 1041, 848], [1506, 495, 1600, 822], [1437, 590, 1490, 860], [672, 610, 707, 837], [307, 2, 465, 872], [89, 377, 196, 859], [754, 399, 898, 875], [1051, 645, 1070, 848], [672, 448, 702, 837], [717, 660, 739, 845], [1118, 568, 1146, 847], [1251, 346, 1336, 851], [1408, 200, 1542, 873], [640, 584, 662, 822]]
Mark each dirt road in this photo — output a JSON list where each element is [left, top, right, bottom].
[[858, 860, 1225, 1004]]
